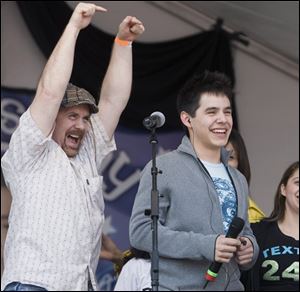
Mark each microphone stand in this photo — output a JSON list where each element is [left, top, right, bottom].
[[148, 127, 161, 291]]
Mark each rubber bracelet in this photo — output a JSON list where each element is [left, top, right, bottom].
[[114, 37, 132, 47]]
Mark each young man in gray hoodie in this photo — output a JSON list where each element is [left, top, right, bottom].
[[129, 71, 259, 291]]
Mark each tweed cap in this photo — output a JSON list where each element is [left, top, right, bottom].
[[61, 83, 98, 113]]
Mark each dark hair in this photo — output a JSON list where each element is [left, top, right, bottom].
[[114, 247, 150, 276], [227, 129, 251, 185], [177, 70, 233, 136], [266, 161, 299, 222]]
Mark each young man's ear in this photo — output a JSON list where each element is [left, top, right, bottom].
[[180, 112, 192, 128]]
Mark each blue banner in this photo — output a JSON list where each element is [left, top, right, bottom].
[[98, 127, 183, 290], [1, 88, 33, 157]]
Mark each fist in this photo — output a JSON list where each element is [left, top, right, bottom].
[[117, 16, 145, 41]]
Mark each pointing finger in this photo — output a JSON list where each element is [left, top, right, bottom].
[[95, 5, 107, 12]]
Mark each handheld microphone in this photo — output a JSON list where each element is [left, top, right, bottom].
[[203, 217, 245, 288], [143, 111, 165, 130]]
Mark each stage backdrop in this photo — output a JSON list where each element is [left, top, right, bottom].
[[3, 3, 237, 289], [17, 1, 238, 131]]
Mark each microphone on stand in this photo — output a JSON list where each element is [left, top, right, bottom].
[[143, 112, 165, 130], [203, 217, 245, 288], [142, 111, 165, 291]]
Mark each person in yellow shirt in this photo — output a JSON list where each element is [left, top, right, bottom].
[[225, 128, 265, 223]]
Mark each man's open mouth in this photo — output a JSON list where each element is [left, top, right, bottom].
[[66, 134, 82, 149]]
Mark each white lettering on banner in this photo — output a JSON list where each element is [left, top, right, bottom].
[[100, 152, 114, 173], [1, 98, 26, 135], [99, 273, 115, 291], [103, 151, 141, 201], [102, 216, 117, 235]]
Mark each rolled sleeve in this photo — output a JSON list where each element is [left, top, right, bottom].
[[1, 109, 51, 173]]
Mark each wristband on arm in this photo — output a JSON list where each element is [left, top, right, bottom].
[[114, 37, 132, 47]]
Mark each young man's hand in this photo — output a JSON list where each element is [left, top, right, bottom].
[[235, 236, 254, 266]]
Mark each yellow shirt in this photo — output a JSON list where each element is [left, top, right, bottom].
[[248, 197, 265, 223]]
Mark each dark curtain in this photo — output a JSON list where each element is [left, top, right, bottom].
[[17, 1, 238, 130]]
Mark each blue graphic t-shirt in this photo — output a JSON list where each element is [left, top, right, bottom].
[[201, 160, 237, 233]]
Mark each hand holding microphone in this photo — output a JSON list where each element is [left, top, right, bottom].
[[203, 217, 245, 288], [214, 235, 241, 263]]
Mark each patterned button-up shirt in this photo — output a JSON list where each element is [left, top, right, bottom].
[[1, 109, 116, 291]]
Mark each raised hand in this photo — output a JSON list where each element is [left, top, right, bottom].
[[69, 2, 107, 30], [117, 16, 145, 42]]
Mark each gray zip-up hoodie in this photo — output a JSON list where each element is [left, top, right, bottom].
[[129, 136, 259, 291]]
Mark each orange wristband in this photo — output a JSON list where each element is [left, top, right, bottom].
[[114, 37, 132, 47]]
